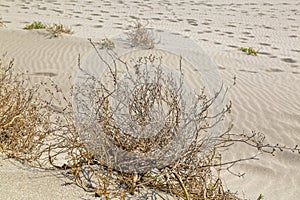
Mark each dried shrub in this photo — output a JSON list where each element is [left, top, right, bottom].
[[69, 40, 300, 199], [0, 54, 49, 164], [46, 23, 73, 38], [126, 19, 159, 49], [68, 40, 239, 199]]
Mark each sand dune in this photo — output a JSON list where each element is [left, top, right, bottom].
[[0, 0, 300, 199]]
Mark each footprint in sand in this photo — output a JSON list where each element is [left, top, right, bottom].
[[281, 58, 297, 64], [32, 72, 58, 77], [265, 68, 284, 73]]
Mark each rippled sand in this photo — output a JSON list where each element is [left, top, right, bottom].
[[0, 0, 299, 199]]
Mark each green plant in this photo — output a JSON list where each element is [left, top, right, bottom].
[[98, 38, 115, 49], [23, 21, 73, 37], [241, 47, 258, 56], [23, 21, 46, 30], [257, 194, 264, 200]]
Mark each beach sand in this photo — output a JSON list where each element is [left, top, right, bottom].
[[0, 0, 300, 199]]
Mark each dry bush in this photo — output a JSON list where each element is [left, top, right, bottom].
[[69, 40, 300, 199], [126, 19, 159, 49], [0, 53, 83, 168], [46, 23, 73, 38], [0, 54, 49, 164], [68, 39, 240, 199]]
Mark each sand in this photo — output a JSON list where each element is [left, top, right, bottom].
[[0, 0, 300, 199]]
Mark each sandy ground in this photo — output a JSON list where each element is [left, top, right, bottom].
[[0, 0, 300, 199]]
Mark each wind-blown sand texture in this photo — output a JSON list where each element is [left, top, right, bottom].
[[0, 0, 300, 199]]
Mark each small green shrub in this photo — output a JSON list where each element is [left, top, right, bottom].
[[23, 21, 73, 37], [240, 47, 258, 56], [98, 38, 115, 49], [23, 21, 46, 30]]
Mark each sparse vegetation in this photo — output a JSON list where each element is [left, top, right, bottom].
[[241, 47, 258, 56], [126, 19, 159, 49], [97, 37, 115, 49], [257, 194, 264, 200], [46, 23, 73, 37], [23, 21, 73, 37], [1, 39, 300, 199], [0, 17, 5, 28], [23, 21, 46, 30], [0, 53, 49, 162]]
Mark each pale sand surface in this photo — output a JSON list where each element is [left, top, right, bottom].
[[0, 154, 95, 200], [0, 0, 300, 199]]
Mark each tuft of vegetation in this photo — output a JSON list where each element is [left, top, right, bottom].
[[126, 19, 159, 49], [240, 47, 258, 56], [257, 194, 264, 200], [0, 17, 5, 28], [23, 21, 46, 30], [97, 37, 115, 49], [23, 21, 73, 38], [46, 23, 73, 37]]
